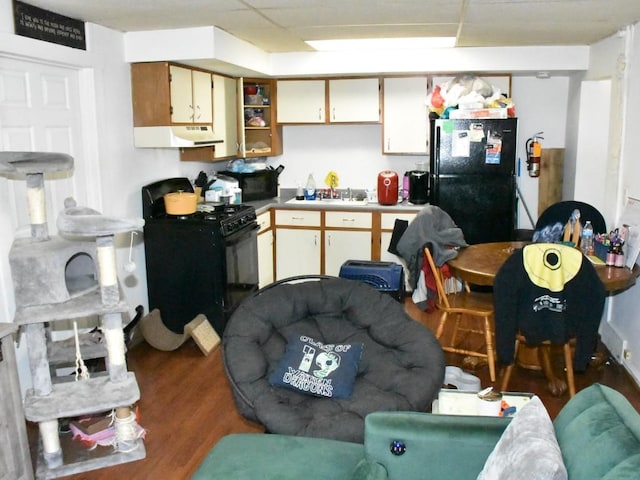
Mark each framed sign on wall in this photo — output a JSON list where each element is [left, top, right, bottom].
[[13, 0, 86, 50]]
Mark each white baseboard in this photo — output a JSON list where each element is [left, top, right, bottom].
[[599, 320, 625, 362], [600, 320, 640, 388]]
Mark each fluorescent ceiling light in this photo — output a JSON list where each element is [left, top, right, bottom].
[[306, 37, 456, 51]]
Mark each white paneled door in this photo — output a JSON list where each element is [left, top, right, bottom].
[[0, 56, 88, 390], [0, 57, 87, 233]]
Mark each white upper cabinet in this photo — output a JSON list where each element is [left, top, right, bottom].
[[277, 80, 326, 123], [383, 76, 429, 154], [192, 70, 214, 123], [169, 65, 213, 124], [169, 65, 192, 122], [277, 78, 380, 124], [328, 78, 380, 122], [212, 73, 238, 158]]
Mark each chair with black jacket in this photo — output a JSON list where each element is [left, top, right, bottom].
[[494, 242, 606, 397]]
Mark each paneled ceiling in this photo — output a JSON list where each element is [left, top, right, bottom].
[[19, 0, 640, 53]]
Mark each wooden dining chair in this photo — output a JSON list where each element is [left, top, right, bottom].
[[424, 246, 497, 382], [500, 335, 576, 397]]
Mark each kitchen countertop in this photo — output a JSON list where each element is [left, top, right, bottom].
[[247, 189, 427, 215]]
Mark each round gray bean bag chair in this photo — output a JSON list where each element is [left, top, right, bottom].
[[222, 276, 445, 443]]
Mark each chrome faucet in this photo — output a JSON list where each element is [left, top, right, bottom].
[[341, 187, 352, 201]]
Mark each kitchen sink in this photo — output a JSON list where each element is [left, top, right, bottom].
[[285, 198, 369, 207]]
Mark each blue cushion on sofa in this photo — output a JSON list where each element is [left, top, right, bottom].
[[269, 335, 363, 399]]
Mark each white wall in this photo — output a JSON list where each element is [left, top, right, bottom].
[[602, 23, 640, 382], [563, 73, 586, 200], [274, 125, 420, 192], [510, 76, 570, 228], [573, 79, 612, 217], [570, 31, 628, 227]]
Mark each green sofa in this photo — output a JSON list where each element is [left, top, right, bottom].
[[192, 383, 640, 479]]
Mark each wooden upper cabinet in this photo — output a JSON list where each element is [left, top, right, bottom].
[[131, 62, 172, 126], [131, 62, 213, 126], [239, 78, 283, 158]]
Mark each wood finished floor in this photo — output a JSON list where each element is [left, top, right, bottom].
[[28, 298, 640, 479]]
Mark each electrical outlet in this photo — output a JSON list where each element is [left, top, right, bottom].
[[622, 340, 631, 361]]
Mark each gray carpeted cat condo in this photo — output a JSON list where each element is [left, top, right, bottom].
[[2, 152, 146, 479]]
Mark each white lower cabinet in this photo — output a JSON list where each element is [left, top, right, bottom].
[[273, 208, 419, 281], [276, 228, 321, 279], [257, 212, 274, 288], [258, 229, 274, 287], [325, 230, 372, 276], [274, 209, 321, 280], [324, 210, 373, 276]]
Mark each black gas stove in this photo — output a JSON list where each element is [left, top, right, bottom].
[[141, 177, 259, 335], [150, 203, 257, 237], [142, 177, 257, 236]]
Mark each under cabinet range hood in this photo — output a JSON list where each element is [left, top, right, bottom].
[[134, 125, 224, 148]]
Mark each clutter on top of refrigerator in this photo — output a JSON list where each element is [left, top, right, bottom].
[[428, 73, 516, 120]]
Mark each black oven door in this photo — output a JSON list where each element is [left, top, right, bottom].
[[224, 223, 259, 318]]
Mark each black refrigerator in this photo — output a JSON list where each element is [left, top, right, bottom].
[[429, 117, 518, 245]]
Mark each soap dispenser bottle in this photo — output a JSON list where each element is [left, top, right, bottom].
[[304, 174, 316, 200]]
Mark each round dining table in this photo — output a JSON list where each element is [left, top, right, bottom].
[[447, 241, 640, 292], [446, 241, 640, 394]]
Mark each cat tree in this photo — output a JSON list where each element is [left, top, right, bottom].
[[2, 152, 146, 478]]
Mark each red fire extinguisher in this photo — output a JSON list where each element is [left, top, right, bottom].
[[526, 132, 544, 177]]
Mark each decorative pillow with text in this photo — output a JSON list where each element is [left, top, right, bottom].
[[269, 335, 363, 399]]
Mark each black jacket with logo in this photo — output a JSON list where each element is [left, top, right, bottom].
[[494, 243, 605, 372]]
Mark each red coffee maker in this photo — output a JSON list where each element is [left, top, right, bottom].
[[377, 170, 399, 205]]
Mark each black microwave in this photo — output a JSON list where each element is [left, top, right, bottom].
[[219, 169, 280, 201]]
